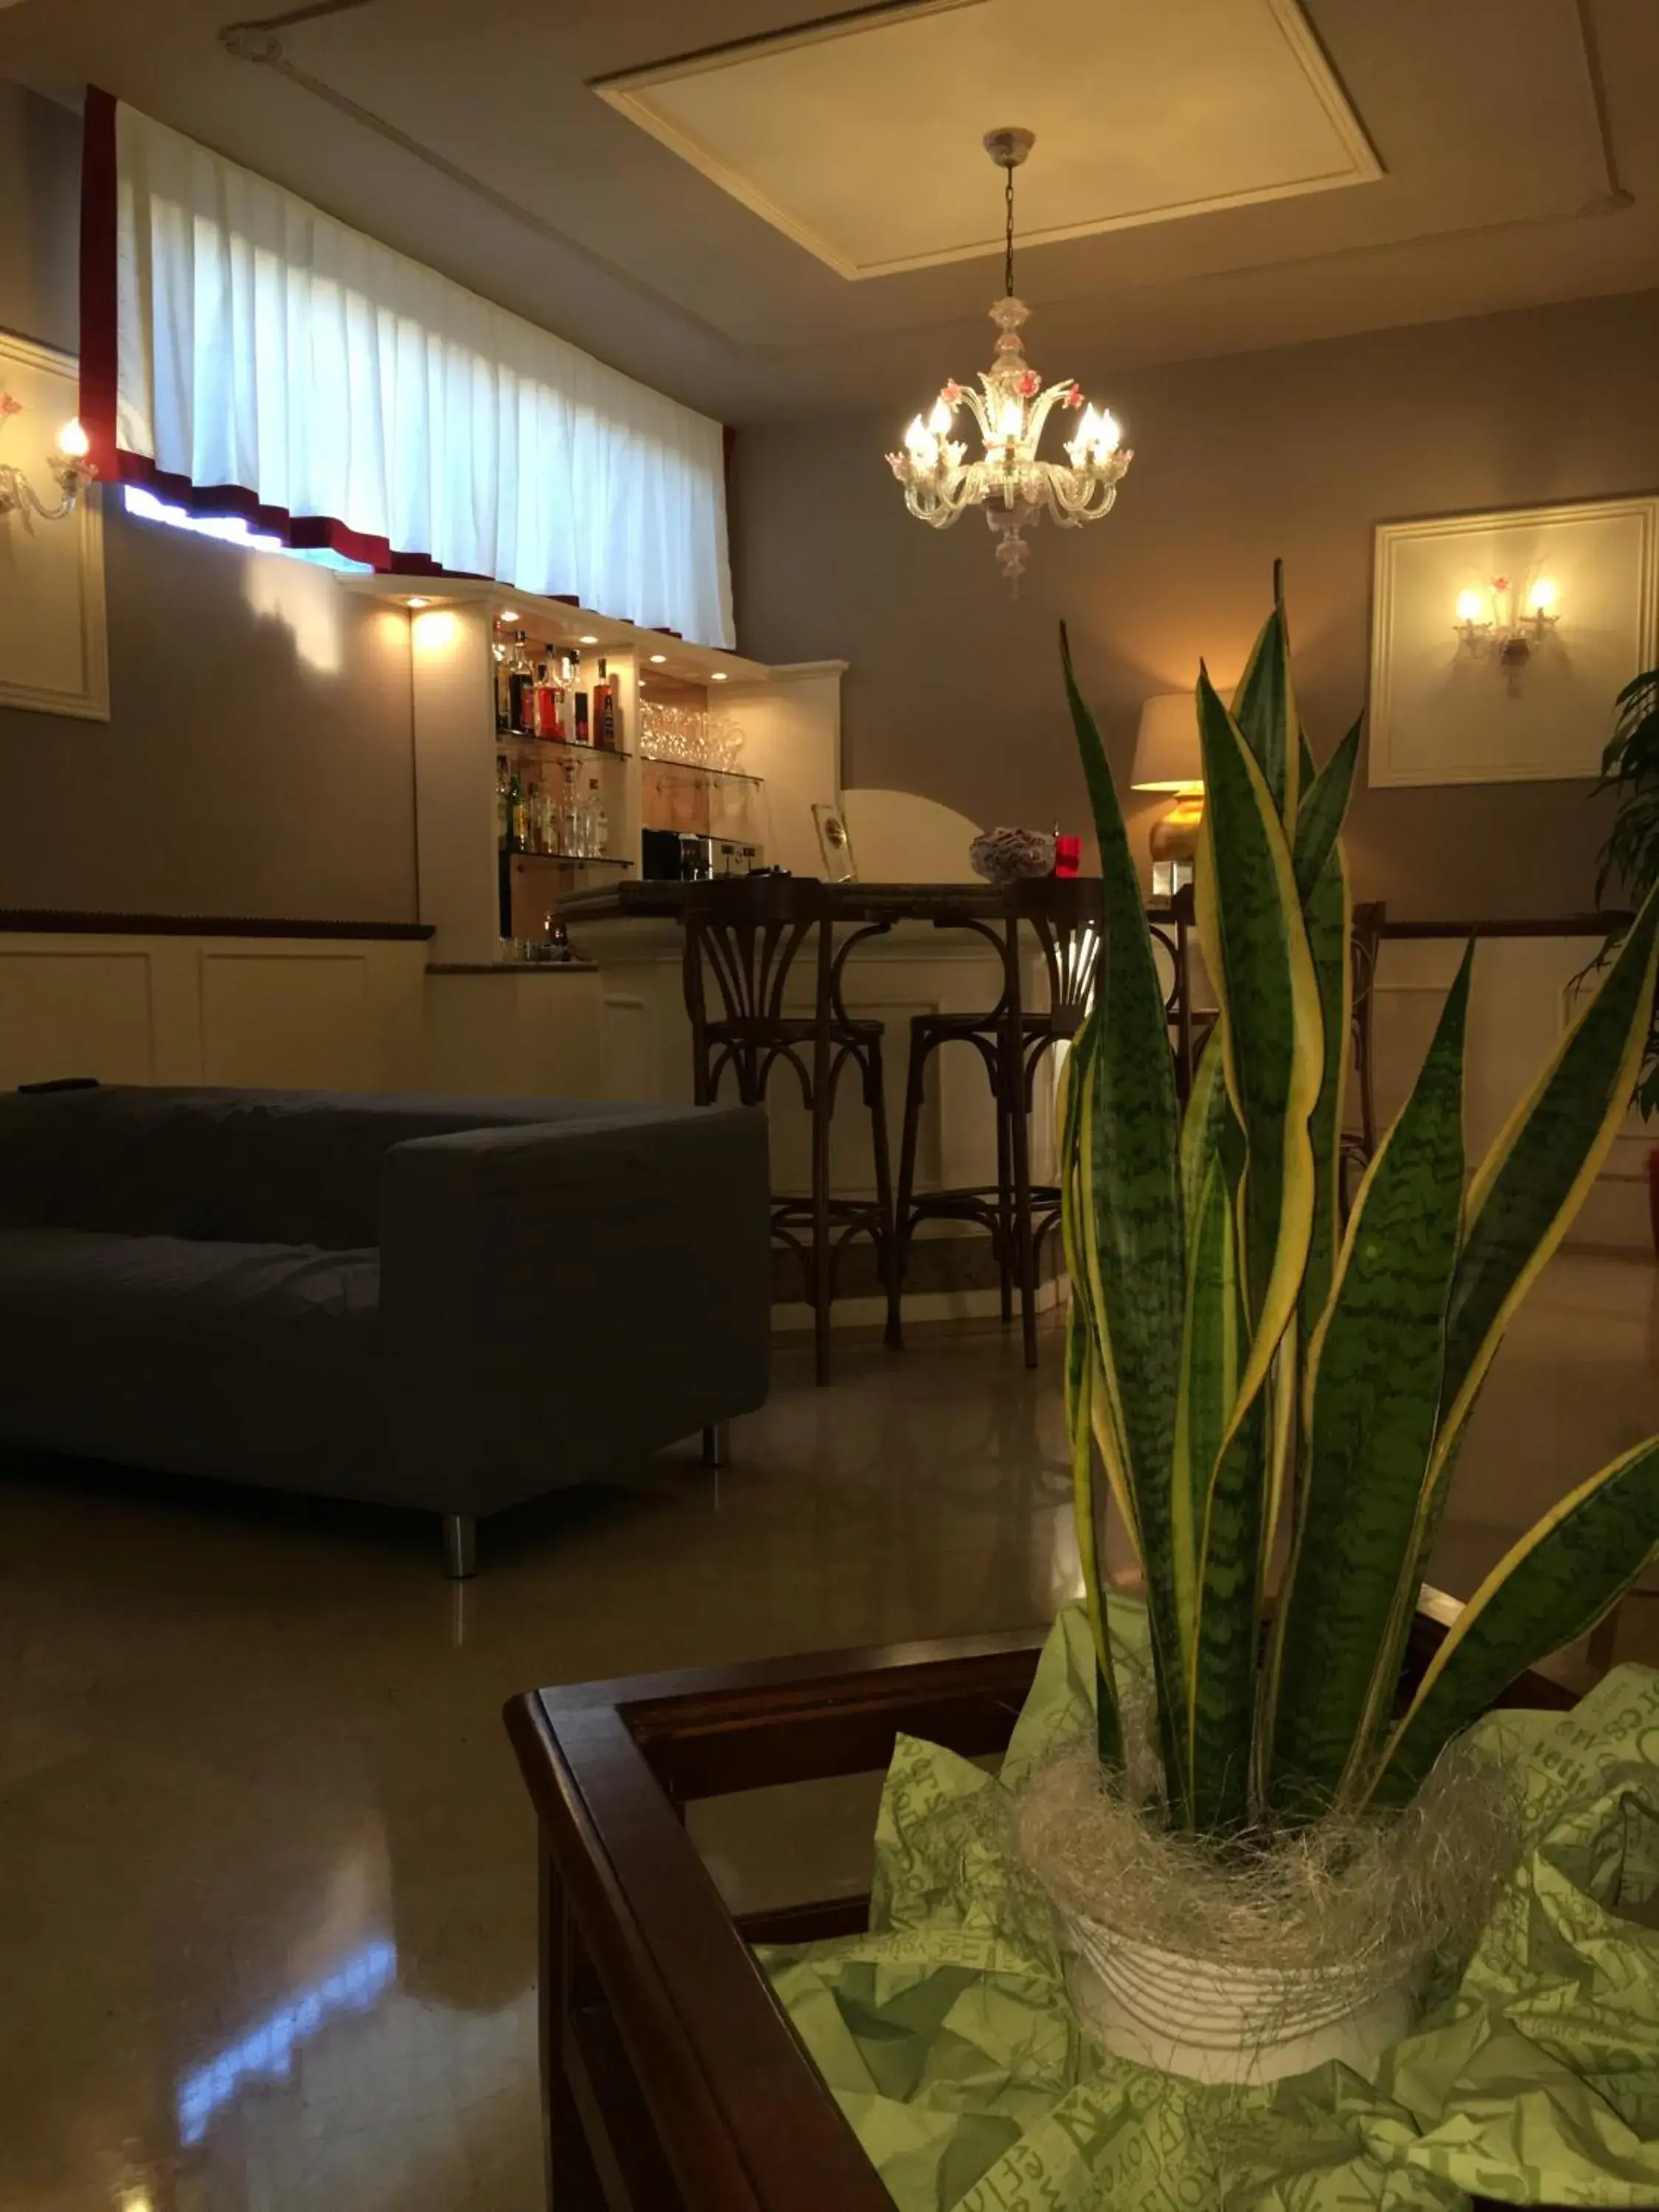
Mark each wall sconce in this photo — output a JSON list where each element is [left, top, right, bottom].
[[1453, 575, 1560, 671], [1133, 692, 1206, 899], [0, 396, 96, 527]]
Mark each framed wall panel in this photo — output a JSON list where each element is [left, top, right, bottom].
[[1368, 496, 1659, 788], [0, 330, 108, 720]]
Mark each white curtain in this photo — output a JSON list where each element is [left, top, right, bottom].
[[113, 103, 734, 647]]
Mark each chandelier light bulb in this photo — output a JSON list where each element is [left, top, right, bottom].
[[1455, 589, 1486, 625], [1528, 577, 1558, 615], [56, 417, 90, 459], [883, 128, 1132, 588]]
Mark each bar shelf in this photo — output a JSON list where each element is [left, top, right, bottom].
[[498, 734, 632, 762], [640, 756, 764, 787], [505, 852, 633, 869]]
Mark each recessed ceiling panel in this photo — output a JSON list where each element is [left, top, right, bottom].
[[595, 0, 1380, 279]]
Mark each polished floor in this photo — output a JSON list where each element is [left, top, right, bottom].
[[1, 1252, 1656, 2212]]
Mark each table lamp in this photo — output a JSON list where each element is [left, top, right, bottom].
[[1133, 692, 1205, 897]]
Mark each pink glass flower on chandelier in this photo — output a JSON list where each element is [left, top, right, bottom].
[[1017, 370, 1041, 397], [1063, 383, 1085, 410]]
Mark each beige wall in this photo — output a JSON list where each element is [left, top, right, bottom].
[[731, 288, 1659, 921], [0, 81, 418, 924]]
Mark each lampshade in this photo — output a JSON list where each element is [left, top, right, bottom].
[[1132, 693, 1204, 793]]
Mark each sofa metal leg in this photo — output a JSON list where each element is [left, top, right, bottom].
[[701, 1421, 731, 1470], [442, 1513, 479, 1580]]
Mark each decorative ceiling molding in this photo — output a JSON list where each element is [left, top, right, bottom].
[[594, 0, 1383, 282]]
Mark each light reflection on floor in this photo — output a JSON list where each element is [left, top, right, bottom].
[[176, 1938, 397, 2146]]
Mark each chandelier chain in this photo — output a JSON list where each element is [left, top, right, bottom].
[[1004, 165, 1015, 300]]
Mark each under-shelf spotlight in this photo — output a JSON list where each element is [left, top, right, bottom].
[[579, 633, 599, 645], [649, 653, 667, 664], [406, 595, 429, 609]]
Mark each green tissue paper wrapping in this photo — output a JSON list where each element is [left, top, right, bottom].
[[761, 1603, 1659, 2211]]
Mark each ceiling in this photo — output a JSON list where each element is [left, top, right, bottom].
[[1, 0, 1657, 426], [597, 0, 1378, 279]]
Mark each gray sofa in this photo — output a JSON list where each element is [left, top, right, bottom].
[[0, 1085, 771, 1573]]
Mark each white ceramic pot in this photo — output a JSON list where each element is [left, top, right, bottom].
[[1062, 1908, 1420, 2085]]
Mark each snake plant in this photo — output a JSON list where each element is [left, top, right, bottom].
[[1060, 574, 1659, 1835]]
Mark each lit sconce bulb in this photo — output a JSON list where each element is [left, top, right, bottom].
[[1528, 578, 1558, 615], [1455, 589, 1486, 625], [56, 417, 90, 459]]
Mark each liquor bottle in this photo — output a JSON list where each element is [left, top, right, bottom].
[[507, 769, 526, 853], [595, 658, 618, 751], [532, 664, 560, 741], [508, 631, 537, 736], [573, 689, 590, 747], [495, 755, 509, 849], [493, 630, 512, 735], [587, 776, 606, 858], [558, 762, 580, 856]]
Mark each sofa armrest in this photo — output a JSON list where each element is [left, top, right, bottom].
[[379, 1105, 771, 1516]]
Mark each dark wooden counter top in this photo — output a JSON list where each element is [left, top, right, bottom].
[[560, 880, 1621, 940], [0, 909, 434, 942]]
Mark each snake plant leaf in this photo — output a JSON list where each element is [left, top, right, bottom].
[[1263, 947, 1473, 1814], [1064, 1296, 1124, 1774], [1354, 888, 1659, 1778], [1067, 1037, 1141, 1562], [1179, 1038, 1230, 1256], [1294, 733, 1354, 1352], [1229, 561, 1299, 835], [1192, 667, 1323, 1365], [1061, 626, 1189, 1778], [1188, 1399, 1267, 1833], [1365, 1433, 1659, 1809], [1186, 669, 1321, 1820], [1437, 880, 1659, 1449], [1291, 719, 1360, 909], [1171, 1153, 1239, 1666]]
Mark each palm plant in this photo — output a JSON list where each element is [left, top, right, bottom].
[[1594, 668, 1659, 1116], [1060, 575, 1659, 1838]]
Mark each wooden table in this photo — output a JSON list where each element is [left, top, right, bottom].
[[504, 1613, 1576, 2212]]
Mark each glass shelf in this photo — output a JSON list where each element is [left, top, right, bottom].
[[640, 755, 763, 786], [504, 852, 633, 868], [498, 733, 632, 762]]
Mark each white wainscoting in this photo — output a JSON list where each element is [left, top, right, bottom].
[[0, 931, 429, 1093]]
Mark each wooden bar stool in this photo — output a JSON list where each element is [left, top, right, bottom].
[[885, 879, 1103, 1368], [682, 878, 894, 1387], [886, 883, 1200, 1367]]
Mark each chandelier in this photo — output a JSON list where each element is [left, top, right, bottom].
[[886, 128, 1132, 588], [0, 394, 95, 527]]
